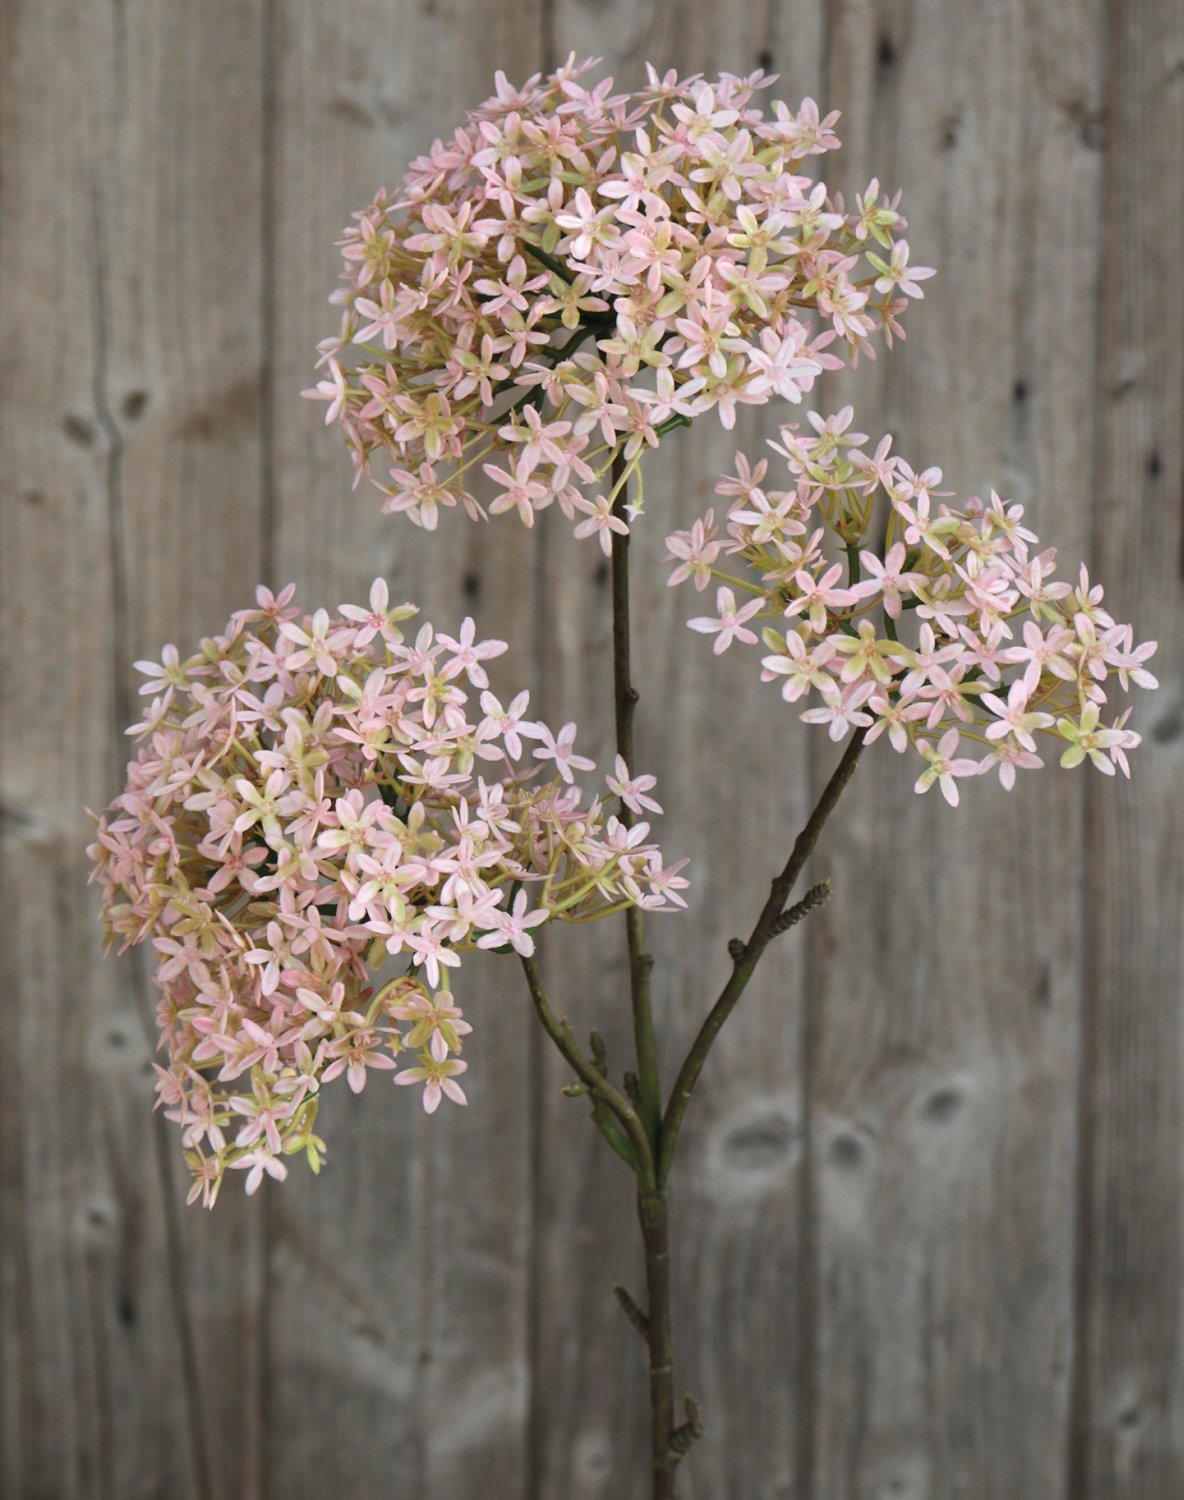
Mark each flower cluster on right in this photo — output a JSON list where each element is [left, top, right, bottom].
[[666, 408, 1158, 803]]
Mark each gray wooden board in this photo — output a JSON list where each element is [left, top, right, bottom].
[[531, 15, 839, 1500], [806, 3, 1103, 1497], [262, 5, 544, 1499], [1, 2, 272, 1496], [1072, 1, 1184, 1493]]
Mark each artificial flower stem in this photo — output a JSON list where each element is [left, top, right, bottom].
[[658, 726, 868, 1186], [637, 1184, 677, 1500], [520, 238, 575, 284], [591, 1098, 638, 1169], [610, 451, 663, 1153], [607, 450, 683, 1499], [518, 953, 654, 1186]]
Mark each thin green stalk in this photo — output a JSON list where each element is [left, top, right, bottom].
[[519, 953, 654, 1186], [520, 239, 574, 283]]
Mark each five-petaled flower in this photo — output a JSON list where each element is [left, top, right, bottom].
[[688, 587, 764, 654]]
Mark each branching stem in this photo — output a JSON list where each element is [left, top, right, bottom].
[[519, 454, 868, 1500], [519, 953, 654, 1187], [658, 728, 867, 1186]]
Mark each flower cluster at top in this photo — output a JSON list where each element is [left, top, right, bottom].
[[86, 581, 685, 1206], [666, 409, 1158, 801], [304, 56, 932, 547]]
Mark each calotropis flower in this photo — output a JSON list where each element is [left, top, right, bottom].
[[305, 57, 930, 542], [665, 410, 1157, 796], [87, 582, 685, 1207]]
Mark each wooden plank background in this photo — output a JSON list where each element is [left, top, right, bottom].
[[1, 1, 1180, 1496]]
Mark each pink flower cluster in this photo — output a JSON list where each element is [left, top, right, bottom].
[[305, 57, 931, 546], [87, 581, 685, 1205], [666, 409, 1158, 801]]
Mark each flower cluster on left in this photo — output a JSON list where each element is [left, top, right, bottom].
[[87, 580, 684, 1206]]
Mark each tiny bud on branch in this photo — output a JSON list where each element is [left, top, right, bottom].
[[613, 1283, 650, 1340], [770, 878, 832, 937], [670, 1393, 706, 1460]]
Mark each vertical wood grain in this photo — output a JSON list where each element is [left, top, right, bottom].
[[533, 11, 828, 1499], [262, 5, 545, 1497], [0, 2, 270, 1496], [1072, 0, 1184, 1492], [807, 2, 1105, 1496]]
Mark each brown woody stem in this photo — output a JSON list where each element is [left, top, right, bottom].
[[658, 729, 867, 1186], [610, 452, 662, 1152]]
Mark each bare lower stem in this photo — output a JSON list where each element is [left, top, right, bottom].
[[638, 1186, 675, 1500], [609, 452, 676, 1495]]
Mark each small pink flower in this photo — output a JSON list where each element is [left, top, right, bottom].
[[572, 495, 630, 556], [230, 1149, 289, 1196], [980, 680, 1055, 753], [477, 689, 536, 760], [852, 543, 924, 618], [687, 587, 763, 654], [476, 890, 549, 958], [301, 358, 348, 424], [395, 1056, 469, 1114], [321, 1032, 399, 1095], [606, 756, 663, 816], [869, 241, 936, 299], [338, 577, 417, 648], [483, 460, 550, 527], [665, 513, 722, 590], [784, 564, 857, 634], [405, 922, 462, 989], [801, 681, 875, 741], [914, 730, 982, 806], [437, 616, 507, 689], [531, 721, 595, 783]]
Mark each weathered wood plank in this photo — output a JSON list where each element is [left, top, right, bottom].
[[807, 3, 1105, 1496], [1072, 0, 1184, 1491], [532, 12, 828, 1498], [262, 6, 544, 1497], [0, 1, 270, 1496]]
